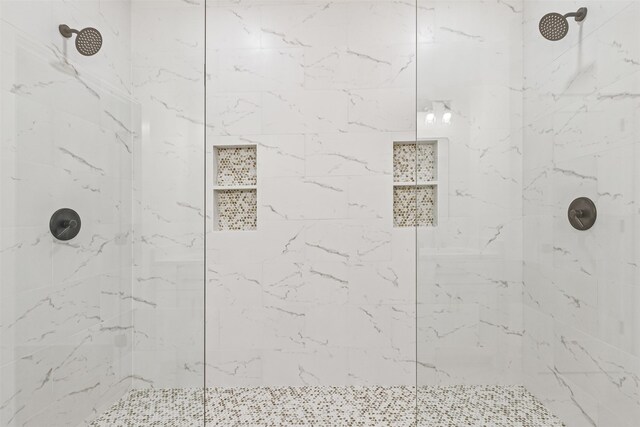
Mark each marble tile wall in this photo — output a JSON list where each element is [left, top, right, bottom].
[[4, 2, 636, 426], [130, 0, 205, 389], [205, 0, 418, 387], [416, 0, 525, 387], [0, 0, 135, 425], [522, 1, 640, 426]]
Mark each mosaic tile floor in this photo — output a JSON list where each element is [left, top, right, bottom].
[[89, 385, 565, 427]]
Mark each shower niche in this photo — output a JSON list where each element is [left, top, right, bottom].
[[393, 140, 441, 227], [213, 145, 257, 231]]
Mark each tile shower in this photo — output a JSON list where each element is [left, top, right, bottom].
[[1, 1, 639, 427]]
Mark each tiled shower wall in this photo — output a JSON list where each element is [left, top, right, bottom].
[[130, 0, 205, 388], [205, 0, 418, 386], [0, 0, 135, 425], [3, 3, 637, 427], [416, 0, 524, 387], [522, 1, 640, 426]]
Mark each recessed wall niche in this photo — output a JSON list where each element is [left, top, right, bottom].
[[393, 141, 438, 227], [213, 145, 257, 231]]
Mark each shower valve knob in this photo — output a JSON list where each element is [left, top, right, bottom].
[[568, 198, 596, 231], [50, 208, 82, 241]]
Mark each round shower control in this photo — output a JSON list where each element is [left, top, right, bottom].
[[50, 208, 81, 241], [568, 197, 596, 231]]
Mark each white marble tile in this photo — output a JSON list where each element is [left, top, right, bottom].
[[346, 1, 416, 50], [131, 0, 203, 58], [262, 89, 349, 134], [207, 92, 262, 136], [259, 2, 349, 50], [522, 1, 640, 426], [1, 0, 135, 424], [205, 4, 261, 50], [12, 3, 640, 427], [347, 88, 415, 133], [260, 176, 349, 220], [129, 0, 206, 391], [207, 262, 262, 308], [204, 350, 262, 387], [347, 175, 394, 220], [303, 44, 416, 90], [349, 262, 415, 306], [414, 0, 525, 393], [213, 48, 305, 92], [203, 0, 420, 389], [305, 132, 392, 176]]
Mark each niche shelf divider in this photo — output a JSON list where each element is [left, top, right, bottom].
[[213, 145, 258, 231], [213, 185, 257, 191]]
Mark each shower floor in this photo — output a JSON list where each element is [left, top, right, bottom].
[[89, 385, 564, 427]]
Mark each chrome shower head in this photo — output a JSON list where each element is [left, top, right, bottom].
[[59, 24, 102, 56], [539, 7, 587, 41]]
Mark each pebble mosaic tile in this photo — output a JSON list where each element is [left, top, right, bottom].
[[216, 189, 257, 230], [417, 143, 437, 183], [89, 385, 565, 427], [215, 146, 257, 187], [393, 185, 436, 227], [393, 142, 437, 183], [418, 385, 565, 427], [394, 143, 418, 183], [393, 142, 438, 228]]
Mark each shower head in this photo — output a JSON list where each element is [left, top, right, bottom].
[[539, 7, 587, 41], [539, 13, 569, 41], [59, 24, 102, 56]]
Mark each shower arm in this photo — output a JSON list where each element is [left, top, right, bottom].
[[564, 7, 588, 22], [59, 24, 79, 38]]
